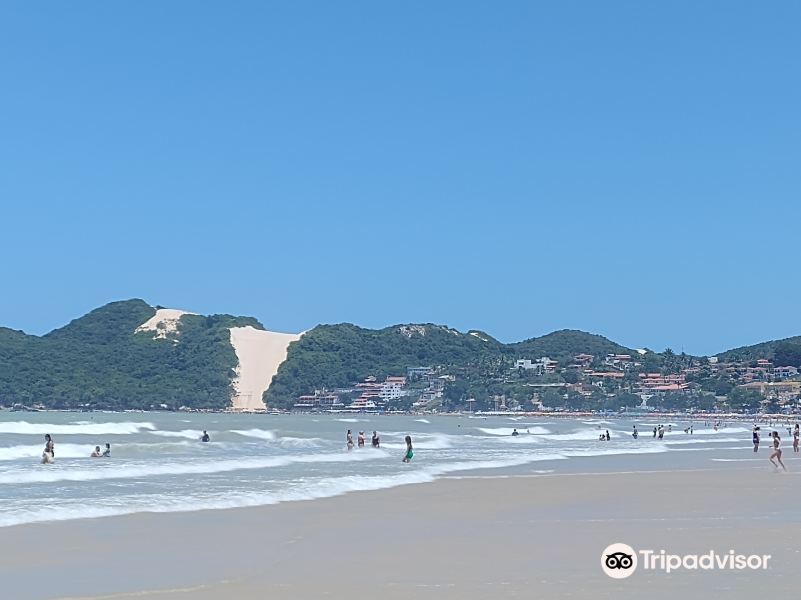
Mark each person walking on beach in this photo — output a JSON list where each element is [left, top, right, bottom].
[[41, 434, 55, 464], [793, 425, 799, 454], [346, 430, 354, 451], [402, 435, 414, 463], [102, 443, 111, 457], [371, 431, 380, 448], [769, 431, 786, 471], [357, 431, 365, 448], [753, 426, 760, 453]]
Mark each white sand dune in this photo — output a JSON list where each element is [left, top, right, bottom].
[[135, 308, 194, 340], [230, 326, 301, 411]]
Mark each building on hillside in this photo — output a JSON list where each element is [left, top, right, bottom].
[[407, 366, 434, 379], [573, 354, 595, 368], [514, 357, 558, 374], [774, 366, 799, 380], [380, 376, 408, 401], [293, 390, 344, 411], [637, 373, 689, 392]]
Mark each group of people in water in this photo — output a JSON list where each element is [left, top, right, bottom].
[[40, 434, 111, 464], [39, 419, 800, 472], [345, 429, 413, 462], [752, 423, 799, 472]]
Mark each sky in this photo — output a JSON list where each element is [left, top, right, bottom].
[[1, 1, 799, 356]]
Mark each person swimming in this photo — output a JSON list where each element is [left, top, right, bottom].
[[201, 430, 210, 443], [769, 431, 786, 471], [402, 435, 413, 463], [91, 446, 102, 458], [41, 434, 55, 464], [102, 443, 111, 457], [371, 431, 380, 448]]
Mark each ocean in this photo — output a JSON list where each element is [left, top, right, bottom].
[[0, 412, 761, 528]]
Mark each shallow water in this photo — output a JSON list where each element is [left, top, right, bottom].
[[0, 412, 766, 527]]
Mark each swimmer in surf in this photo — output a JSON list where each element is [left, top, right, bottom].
[[41, 434, 54, 464], [402, 435, 413, 463]]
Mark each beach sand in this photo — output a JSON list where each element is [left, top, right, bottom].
[[2, 466, 798, 599], [229, 326, 301, 411]]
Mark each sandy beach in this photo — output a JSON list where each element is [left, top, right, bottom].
[[2, 466, 797, 600]]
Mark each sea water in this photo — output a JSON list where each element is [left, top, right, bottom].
[[0, 412, 757, 527]]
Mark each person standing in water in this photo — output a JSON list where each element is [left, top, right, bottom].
[[652, 427, 657, 438], [201, 430, 210, 442], [102, 443, 111, 457], [632, 426, 638, 439], [793, 424, 799, 454], [91, 446, 102, 457], [357, 431, 365, 448], [605, 430, 611, 441], [511, 428, 519, 436], [769, 431, 786, 471], [371, 431, 380, 448], [41, 434, 55, 464], [346, 430, 354, 451], [402, 435, 414, 463], [753, 426, 760, 453]]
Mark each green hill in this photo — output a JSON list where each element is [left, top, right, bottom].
[[2, 299, 797, 411], [263, 325, 638, 408], [0, 299, 260, 410], [717, 336, 801, 366]]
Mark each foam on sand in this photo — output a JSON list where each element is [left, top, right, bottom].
[[229, 326, 301, 411], [135, 308, 194, 340]]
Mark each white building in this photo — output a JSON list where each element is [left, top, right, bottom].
[[380, 376, 408, 400]]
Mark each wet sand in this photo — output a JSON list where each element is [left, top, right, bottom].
[[2, 466, 798, 600]]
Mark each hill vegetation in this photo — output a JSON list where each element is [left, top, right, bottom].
[[1, 300, 798, 412], [0, 300, 260, 410]]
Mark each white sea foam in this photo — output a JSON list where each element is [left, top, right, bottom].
[[415, 419, 431, 424], [0, 443, 97, 461], [276, 436, 325, 448], [231, 429, 276, 441], [476, 427, 550, 436], [0, 451, 386, 485], [0, 454, 567, 527], [149, 429, 205, 440], [381, 433, 453, 450], [336, 418, 368, 423], [540, 429, 620, 442], [0, 421, 156, 435]]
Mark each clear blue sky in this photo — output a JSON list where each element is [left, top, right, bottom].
[[1, 1, 799, 355]]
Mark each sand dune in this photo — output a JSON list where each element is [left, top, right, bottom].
[[229, 326, 301, 411], [135, 308, 194, 340]]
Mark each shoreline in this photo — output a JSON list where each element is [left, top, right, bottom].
[[1, 407, 796, 420], [2, 466, 797, 600]]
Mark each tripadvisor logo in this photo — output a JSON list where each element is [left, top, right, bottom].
[[601, 544, 771, 579], [602, 543, 637, 579]]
